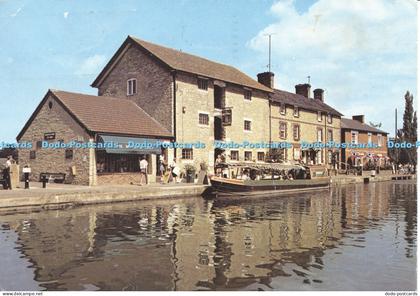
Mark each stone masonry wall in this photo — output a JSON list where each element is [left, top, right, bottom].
[[270, 103, 341, 165], [97, 44, 174, 133], [17, 94, 92, 185]]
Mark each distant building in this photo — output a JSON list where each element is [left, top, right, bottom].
[[341, 115, 389, 168]]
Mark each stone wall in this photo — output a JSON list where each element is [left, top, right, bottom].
[[17, 94, 92, 185], [270, 103, 341, 165], [97, 44, 174, 133], [96, 173, 142, 186], [174, 72, 271, 172]]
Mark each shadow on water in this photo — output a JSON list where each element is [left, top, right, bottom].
[[0, 181, 416, 291]]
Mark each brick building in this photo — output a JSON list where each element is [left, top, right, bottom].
[[91, 36, 273, 171], [341, 115, 389, 168], [17, 90, 172, 185], [256, 72, 342, 168]]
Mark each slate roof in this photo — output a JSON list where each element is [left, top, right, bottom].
[[270, 89, 343, 116], [92, 36, 272, 93], [341, 118, 388, 134], [17, 90, 172, 140]]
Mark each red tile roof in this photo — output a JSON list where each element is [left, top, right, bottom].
[[52, 90, 172, 137]]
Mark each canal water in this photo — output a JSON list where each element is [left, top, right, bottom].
[[0, 181, 416, 291]]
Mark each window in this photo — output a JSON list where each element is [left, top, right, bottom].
[[293, 106, 299, 117], [368, 132, 372, 143], [96, 151, 140, 173], [279, 148, 288, 161], [327, 113, 332, 124], [65, 149, 73, 160], [257, 152, 265, 161], [351, 131, 358, 144], [198, 113, 209, 125], [181, 148, 193, 160], [30, 150, 36, 160], [127, 78, 137, 96], [197, 78, 208, 90], [293, 147, 300, 160], [328, 151, 332, 164], [317, 128, 323, 142], [378, 134, 383, 147], [244, 120, 252, 131], [244, 151, 252, 161], [244, 89, 252, 101], [280, 103, 286, 115], [317, 111, 322, 122], [36, 141, 42, 149], [230, 150, 239, 161], [293, 124, 300, 141], [328, 129, 333, 142], [280, 122, 287, 139], [222, 108, 232, 126]]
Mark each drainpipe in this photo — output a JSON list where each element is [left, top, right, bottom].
[[172, 71, 177, 158]]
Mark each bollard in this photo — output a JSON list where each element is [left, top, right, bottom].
[[41, 176, 47, 188], [24, 172, 30, 189]]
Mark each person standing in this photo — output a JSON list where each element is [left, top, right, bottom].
[[4, 156, 12, 190], [170, 158, 180, 183], [139, 156, 149, 185]]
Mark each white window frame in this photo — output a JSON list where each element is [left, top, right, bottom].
[[280, 103, 286, 115], [280, 121, 287, 139], [293, 124, 300, 141], [351, 130, 358, 144], [230, 150, 239, 161], [377, 134, 383, 147], [317, 111, 322, 122], [328, 129, 333, 142], [244, 151, 252, 162], [367, 132, 372, 144], [317, 128, 323, 142], [293, 106, 299, 117], [327, 113, 332, 124], [127, 78, 137, 96]]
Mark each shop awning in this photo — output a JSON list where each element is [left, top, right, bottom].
[[98, 135, 162, 154]]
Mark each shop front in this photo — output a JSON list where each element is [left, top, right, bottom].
[[95, 135, 167, 185]]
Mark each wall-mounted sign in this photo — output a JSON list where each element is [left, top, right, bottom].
[[44, 132, 56, 140]]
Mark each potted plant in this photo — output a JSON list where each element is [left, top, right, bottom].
[[184, 164, 196, 183], [200, 161, 208, 172]]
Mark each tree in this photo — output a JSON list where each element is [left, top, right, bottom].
[[400, 91, 417, 166]]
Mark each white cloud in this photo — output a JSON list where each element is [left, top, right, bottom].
[[10, 7, 22, 17], [75, 54, 107, 77], [249, 0, 416, 133]]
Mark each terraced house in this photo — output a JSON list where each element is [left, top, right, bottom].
[[257, 72, 342, 168], [91, 36, 273, 171]]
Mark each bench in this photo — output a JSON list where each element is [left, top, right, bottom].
[[39, 172, 66, 183]]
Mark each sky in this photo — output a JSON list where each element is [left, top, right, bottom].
[[0, 0, 417, 142]]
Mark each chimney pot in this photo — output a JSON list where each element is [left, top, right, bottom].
[[257, 72, 274, 89], [295, 83, 311, 98], [352, 115, 365, 124], [313, 88, 324, 102]]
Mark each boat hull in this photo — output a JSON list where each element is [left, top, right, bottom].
[[210, 176, 331, 198]]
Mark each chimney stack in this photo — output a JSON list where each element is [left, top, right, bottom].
[[352, 115, 365, 123], [313, 88, 324, 102], [295, 83, 311, 98], [257, 72, 274, 89]]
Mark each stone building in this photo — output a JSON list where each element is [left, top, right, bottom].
[[256, 72, 342, 168], [91, 36, 273, 171], [341, 115, 389, 168], [16, 89, 172, 185]]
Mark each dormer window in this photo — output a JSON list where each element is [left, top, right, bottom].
[[197, 77, 208, 90], [280, 103, 286, 115], [293, 106, 299, 117], [127, 78, 137, 96]]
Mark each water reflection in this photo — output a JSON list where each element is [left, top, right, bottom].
[[0, 181, 416, 291]]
